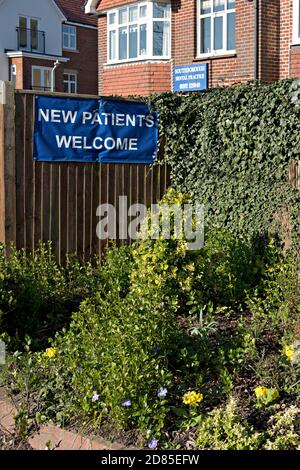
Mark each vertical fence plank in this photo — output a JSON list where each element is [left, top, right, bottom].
[[83, 164, 92, 261], [59, 163, 68, 264], [50, 163, 60, 262], [42, 163, 51, 243], [91, 164, 100, 258], [76, 164, 84, 261], [15, 93, 25, 249], [24, 94, 35, 252], [0, 87, 4, 243], [0, 82, 16, 248], [67, 164, 76, 254]]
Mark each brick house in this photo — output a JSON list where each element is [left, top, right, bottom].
[[0, 0, 98, 95], [85, 0, 300, 96]]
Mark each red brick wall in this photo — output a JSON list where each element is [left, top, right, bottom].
[[279, 0, 293, 79], [260, 0, 280, 82], [291, 47, 300, 77], [103, 62, 171, 96], [9, 58, 24, 90], [173, 0, 254, 87], [62, 25, 98, 95], [98, 0, 255, 96], [97, 0, 300, 96]]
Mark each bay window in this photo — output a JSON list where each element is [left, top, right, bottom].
[[107, 2, 171, 64], [197, 0, 236, 56]]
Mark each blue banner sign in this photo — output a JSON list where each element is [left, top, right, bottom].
[[33, 95, 158, 163], [173, 64, 208, 92]]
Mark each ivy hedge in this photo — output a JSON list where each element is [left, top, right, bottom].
[[152, 79, 300, 245]]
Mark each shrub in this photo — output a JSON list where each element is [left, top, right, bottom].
[[196, 398, 262, 450], [263, 406, 300, 450], [132, 188, 270, 307], [153, 80, 300, 246], [195, 399, 300, 450], [0, 243, 132, 350], [4, 288, 179, 436]]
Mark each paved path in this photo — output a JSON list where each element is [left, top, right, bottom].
[[0, 389, 127, 450]]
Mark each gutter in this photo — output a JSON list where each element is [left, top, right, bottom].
[[254, 0, 260, 80], [85, 0, 99, 15]]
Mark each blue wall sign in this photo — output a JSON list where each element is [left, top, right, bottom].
[[33, 95, 158, 164], [173, 64, 208, 92]]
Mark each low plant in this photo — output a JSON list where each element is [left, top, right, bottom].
[[196, 398, 263, 450]]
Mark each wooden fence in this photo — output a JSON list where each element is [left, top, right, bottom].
[[0, 82, 170, 262]]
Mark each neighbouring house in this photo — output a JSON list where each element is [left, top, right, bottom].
[[0, 0, 98, 95], [85, 0, 300, 96]]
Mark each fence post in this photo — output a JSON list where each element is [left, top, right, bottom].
[[0, 81, 16, 247]]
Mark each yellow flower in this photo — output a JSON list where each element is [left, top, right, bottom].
[[182, 390, 203, 406], [254, 386, 268, 399], [284, 344, 294, 362], [44, 347, 57, 359]]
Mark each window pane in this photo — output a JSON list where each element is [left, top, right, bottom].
[[63, 80, 69, 93], [19, 17, 27, 29], [227, 12, 235, 50], [227, 0, 235, 9], [153, 3, 170, 19], [213, 0, 225, 12], [32, 68, 41, 88], [119, 8, 127, 24], [214, 16, 223, 50], [129, 6, 138, 22], [30, 19, 38, 50], [109, 12, 116, 25], [63, 34, 68, 48], [70, 35, 76, 49], [44, 70, 51, 89], [109, 30, 116, 60], [129, 24, 138, 58], [30, 19, 38, 31], [19, 17, 27, 48], [70, 82, 76, 94], [140, 24, 147, 55], [119, 27, 127, 60], [201, 0, 211, 14], [200, 17, 211, 54], [140, 5, 147, 18], [153, 21, 170, 56]]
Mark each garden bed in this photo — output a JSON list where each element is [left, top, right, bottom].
[[0, 190, 300, 450]]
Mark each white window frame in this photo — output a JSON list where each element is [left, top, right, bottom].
[[18, 15, 41, 52], [31, 66, 52, 91], [197, 0, 236, 58], [106, 1, 171, 65], [63, 71, 78, 94], [63, 24, 77, 50], [293, 0, 300, 44]]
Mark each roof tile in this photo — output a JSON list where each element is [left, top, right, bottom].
[[55, 0, 98, 26]]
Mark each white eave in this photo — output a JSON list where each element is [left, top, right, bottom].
[[6, 51, 70, 62], [85, 0, 99, 15]]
